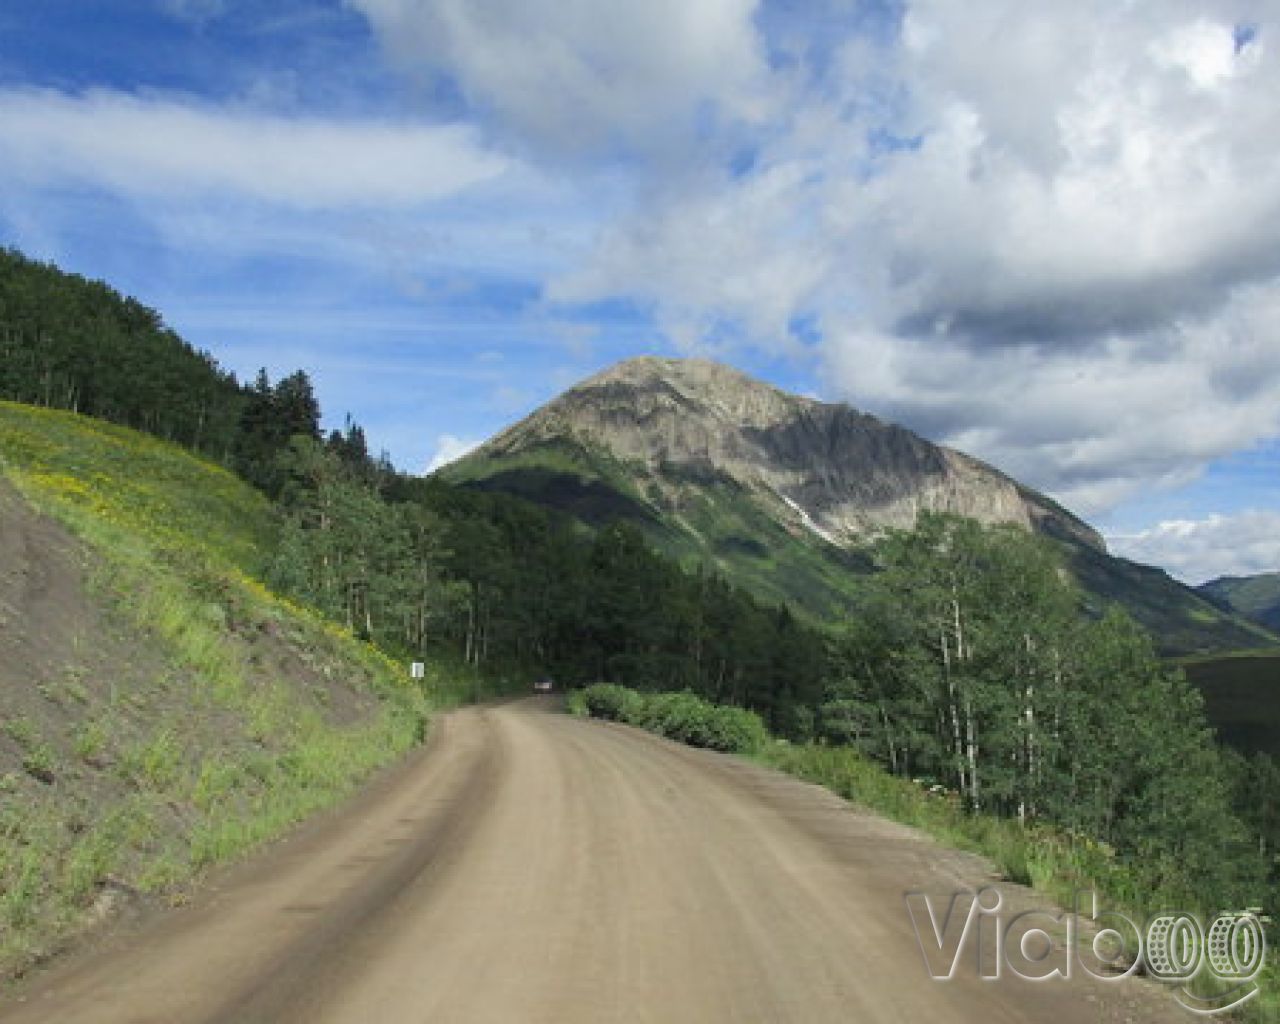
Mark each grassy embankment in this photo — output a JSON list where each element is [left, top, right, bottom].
[[571, 682, 1277, 1022], [0, 401, 464, 979]]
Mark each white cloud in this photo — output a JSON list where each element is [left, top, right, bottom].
[[425, 433, 480, 473], [1109, 510, 1280, 585], [821, 282, 1280, 515], [550, 160, 832, 350], [0, 89, 509, 208], [350, 0, 769, 157], [540, 1, 1280, 514]]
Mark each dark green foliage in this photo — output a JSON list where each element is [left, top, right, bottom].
[[233, 369, 322, 497], [0, 250, 367, 504], [575, 684, 768, 754], [267, 438, 450, 650], [462, 466, 659, 527], [1180, 653, 1280, 756], [577, 683, 644, 723], [381, 472, 826, 738], [830, 513, 1265, 911], [633, 691, 769, 753], [0, 248, 244, 459], [1068, 542, 1276, 655], [1224, 750, 1280, 870]]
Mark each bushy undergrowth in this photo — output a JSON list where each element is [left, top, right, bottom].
[[570, 683, 767, 754], [573, 683, 644, 723]]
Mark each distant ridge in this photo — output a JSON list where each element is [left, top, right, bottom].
[[1198, 572, 1280, 633]]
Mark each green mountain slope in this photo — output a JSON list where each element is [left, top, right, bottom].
[[1068, 544, 1277, 655], [443, 435, 873, 615], [443, 358, 1275, 655], [1198, 572, 1280, 632], [0, 401, 436, 979]]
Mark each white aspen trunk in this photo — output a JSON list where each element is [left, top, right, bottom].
[[965, 697, 978, 809], [952, 591, 972, 799], [881, 703, 899, 775], [1024, 632, 1036, 821], [941, 623, 965, 796], [464, 598, 475, 666]]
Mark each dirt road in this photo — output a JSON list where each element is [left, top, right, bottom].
[[3, 700, 1185, 1023]]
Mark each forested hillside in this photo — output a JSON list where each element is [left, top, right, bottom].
[[267, 440, 827, 737], [0, 248, 353, 499], [0, 249, 243, 458]]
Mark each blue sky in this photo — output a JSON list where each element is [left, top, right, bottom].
[[2, 0, 1278, 583]]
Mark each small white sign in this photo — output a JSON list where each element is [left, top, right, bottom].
[[410, 661, 426, 680]]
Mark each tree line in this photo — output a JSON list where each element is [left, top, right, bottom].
[[0, 248, 244, 457], [0, 248, 346, 493], [825, 513, 1276, 910], [266, 436, 824, 737]]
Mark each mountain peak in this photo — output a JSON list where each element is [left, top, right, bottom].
[[585, 355, 781, 391], [571, 356, 806, 427], [463, 356, 1105, 557]]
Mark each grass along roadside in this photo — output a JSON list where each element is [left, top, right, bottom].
[[570, 683, 1277, 1021], [0, 403, 448, 981]]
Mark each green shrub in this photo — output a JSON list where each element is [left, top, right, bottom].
[[576, 685, 767, 754], [73, 717, 110, 761], [579, 683, 644, 723], [21, 744, 56, 784], [117, 730, 182, 791]]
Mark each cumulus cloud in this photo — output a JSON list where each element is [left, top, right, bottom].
[[857, 2, 1280, 343], [533, 1, 1280, 514], [0, 89, 509, 208], [1109, 510, 1280, 585], [350, 0, 769, 158], [425, 433, 480, 473], [550, 161, 833, 349], [822, 282, 1280, 513]]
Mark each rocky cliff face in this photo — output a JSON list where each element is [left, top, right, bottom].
[[479, 357, 1106, 552]]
